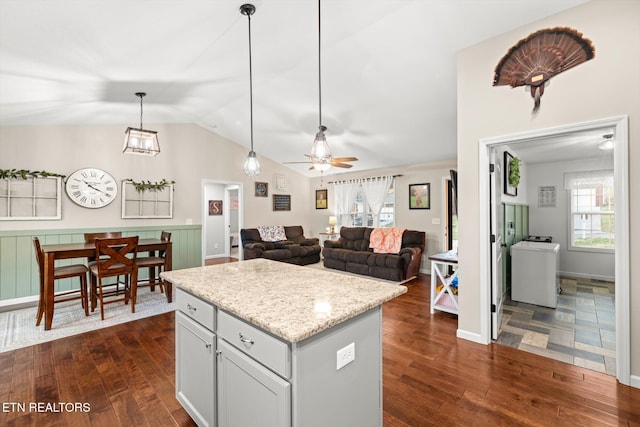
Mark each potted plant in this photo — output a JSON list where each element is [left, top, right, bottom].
[[509, 157, 521, 188]]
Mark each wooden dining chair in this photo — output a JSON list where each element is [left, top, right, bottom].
[[89, 236, 139, 320], [84, 231, 123, 294], [135, 231, 171, 294], [33, 237, 89, 326]]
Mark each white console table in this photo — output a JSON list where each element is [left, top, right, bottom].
[[318, 232, 339, 245], [429, 250, 459, 315]]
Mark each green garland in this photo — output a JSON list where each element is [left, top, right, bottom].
[[0, 169, 66, 179], [125, 178, 175, 192], [509, 157, 521, 188]]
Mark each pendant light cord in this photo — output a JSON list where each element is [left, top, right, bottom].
[[318, 0, 322, 128], [139, 95, 144, 129], [248, 10, 254, 152]]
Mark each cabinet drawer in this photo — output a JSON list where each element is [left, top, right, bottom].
[[176, 288, 215, 330], [218, 310, 290, 378]]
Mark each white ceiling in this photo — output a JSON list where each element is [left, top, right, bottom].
[[0, 0, 590, 176]]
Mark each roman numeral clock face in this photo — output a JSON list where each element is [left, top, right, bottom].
[[65, 168, 117, 208]]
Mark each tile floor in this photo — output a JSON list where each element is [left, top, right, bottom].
[[497, 276, 616, 376]]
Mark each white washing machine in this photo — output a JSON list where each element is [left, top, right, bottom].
[[510, 241, 560, 308]]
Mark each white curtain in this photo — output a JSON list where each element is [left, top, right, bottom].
[[361, 176, 393, 227], [564, 170, 613, 190], [333, 180, 360, 228]]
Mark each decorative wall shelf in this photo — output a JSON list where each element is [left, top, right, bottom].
[[121, 180, 174, 219], [0, 176, 62, 220]]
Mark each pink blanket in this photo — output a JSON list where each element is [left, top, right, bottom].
[[369, 227, 406, 254]]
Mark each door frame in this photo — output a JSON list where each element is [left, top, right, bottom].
[[477, 115, 630, 385], [201, 179, 244, 264]]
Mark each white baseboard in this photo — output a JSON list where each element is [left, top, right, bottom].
[[558, 271, 615, 282], [0, 295, 39, 310], [456, 328, 488, 344], [630, 374, 640, 389], [205, 254, 231, 260]]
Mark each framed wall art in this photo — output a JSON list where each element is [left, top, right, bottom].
[[315, 189, 327, 209], [255, 182, 268, 197], [208, 200, 223, 215], [409, 183, 430, 209], [273, 194, 291, 211], [504, 151, 518, 196]]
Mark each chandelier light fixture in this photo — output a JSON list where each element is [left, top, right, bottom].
[[123, 92, 160, 156], [309, 0, 332, 172], [241, 3, 261, 176]]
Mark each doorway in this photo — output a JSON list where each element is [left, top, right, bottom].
[[444, 170, 458, 252], [202, 180, 243, 264], [478, 116, 630, 386]]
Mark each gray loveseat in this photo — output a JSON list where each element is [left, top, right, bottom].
[[323, 227, 426, 281]]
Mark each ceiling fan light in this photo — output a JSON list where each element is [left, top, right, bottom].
[[243, 150, 261, 176], [313, 162, 332, 172], [123, 127, 160, 156]]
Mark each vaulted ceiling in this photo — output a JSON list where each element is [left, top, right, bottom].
[[0, 0, 589, 175]]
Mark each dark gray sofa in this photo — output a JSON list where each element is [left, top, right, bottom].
[[240, 225, 321, 266], [323, 227, 425, 281]]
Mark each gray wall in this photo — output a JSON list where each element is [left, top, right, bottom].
[[526, 157, 614, 280], [0, 123, 313, 234]]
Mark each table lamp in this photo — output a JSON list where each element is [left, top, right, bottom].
[[328, 216, 337, 233]]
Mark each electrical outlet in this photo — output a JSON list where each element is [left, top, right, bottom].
[[336, 342, 355, 370]]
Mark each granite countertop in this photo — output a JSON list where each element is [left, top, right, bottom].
[[161, 258, 407, 343]]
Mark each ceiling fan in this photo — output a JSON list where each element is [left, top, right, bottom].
[[283, 151, 359, 170]]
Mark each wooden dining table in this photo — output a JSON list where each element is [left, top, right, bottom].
[[40, 238, 173, 330]]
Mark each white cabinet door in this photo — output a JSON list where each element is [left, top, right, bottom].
[[217, 339, 290, 427], [176, 311, 216, 427]]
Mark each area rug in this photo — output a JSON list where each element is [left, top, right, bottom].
[[0, 288, 175, 353]]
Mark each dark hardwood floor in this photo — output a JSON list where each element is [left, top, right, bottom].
[[1, 271, 638, 426]]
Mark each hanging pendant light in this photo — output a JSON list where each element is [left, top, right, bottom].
[[241, 3, 261, 176], [123, 92, 160, 156], [310, 0, 332, 172]]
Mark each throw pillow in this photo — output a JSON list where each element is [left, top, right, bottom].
[[257, 225, 287, 242]]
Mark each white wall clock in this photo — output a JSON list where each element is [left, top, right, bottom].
[[65, 167, 117, 208]]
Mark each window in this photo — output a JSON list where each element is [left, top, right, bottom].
[[565, 170, 614, 252], [352, 181, 395, 227]]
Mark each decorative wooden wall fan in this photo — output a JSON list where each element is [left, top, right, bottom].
[[493, 27, 595, 114]]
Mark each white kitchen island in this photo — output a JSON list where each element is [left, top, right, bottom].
[[161, 258, 407, 427]]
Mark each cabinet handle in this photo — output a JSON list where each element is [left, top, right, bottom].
[[205, 343, 212, 349], [238, 333, 254, 345], [187, 303, 197, 312]]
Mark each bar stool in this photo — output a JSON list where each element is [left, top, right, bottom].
[[33, 237, 89, 326], [89, 236, 139, 320], [135, 231, 171, 294], [84, 231, 123, 302]]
